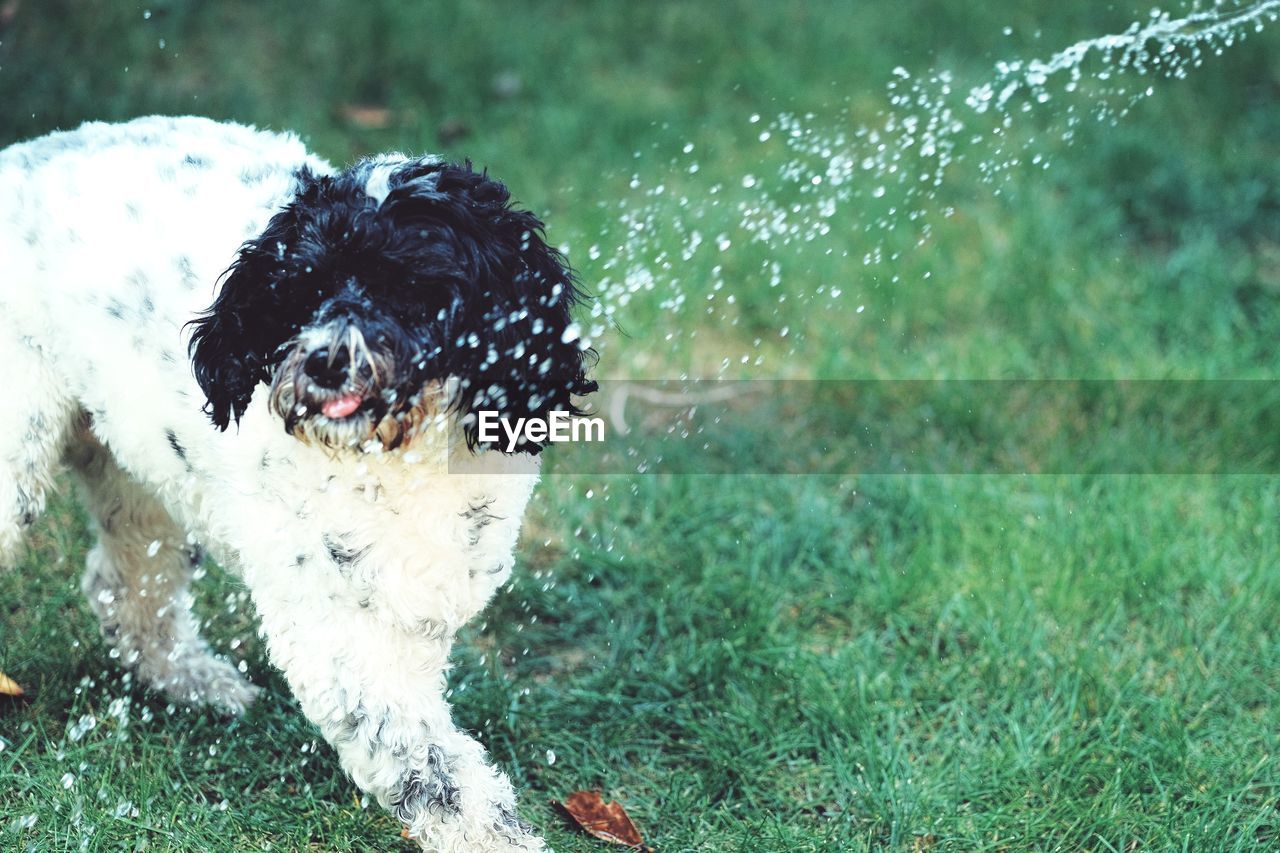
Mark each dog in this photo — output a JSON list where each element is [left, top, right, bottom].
[[0, 115, 595, 851]]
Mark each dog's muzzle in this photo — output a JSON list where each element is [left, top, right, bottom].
[[267, 319, 436, 451], [301, 336, 375, 419]]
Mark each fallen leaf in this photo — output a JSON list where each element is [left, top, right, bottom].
[[340, 104, 393, 130], [552, 791, 650, 850], [436, 119, 471, 145], [0, 670, 23, 697]]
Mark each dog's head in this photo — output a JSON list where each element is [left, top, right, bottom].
[[188, 156, 596, 453]]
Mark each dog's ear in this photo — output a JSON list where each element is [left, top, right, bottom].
[[439, 164, 597, 453], [471, 204, 598, 454], [188, 168, 323, 430], [387, 160, 597, 452]]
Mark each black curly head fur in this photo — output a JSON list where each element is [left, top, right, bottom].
[[188, 156, 596, 453]]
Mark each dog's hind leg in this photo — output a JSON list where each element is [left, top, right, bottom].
[[67, 434, 260, 715], [0, 332, 79, 567]]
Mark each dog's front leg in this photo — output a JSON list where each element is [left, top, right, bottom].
[[246, 574, 543, 852]]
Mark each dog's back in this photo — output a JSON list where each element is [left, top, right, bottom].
[[0, 116, 321, 562], [0, 115, 322, 415]]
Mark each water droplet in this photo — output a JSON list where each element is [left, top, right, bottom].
[[67, 714, 97, 742]]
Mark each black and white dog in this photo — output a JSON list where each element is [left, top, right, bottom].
[[0, 116, 595, 851]]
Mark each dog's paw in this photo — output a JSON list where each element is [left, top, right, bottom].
[[406, 826, 547, 853], [404, 807, 546, 853], [144, 651, 261, 716]]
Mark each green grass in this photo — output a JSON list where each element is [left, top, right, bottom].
[[3, 1, 1280, 850]]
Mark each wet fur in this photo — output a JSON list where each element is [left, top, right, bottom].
[[0, 116, 594, 852]]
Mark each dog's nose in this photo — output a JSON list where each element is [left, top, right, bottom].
[[304, 348, 349, 389]]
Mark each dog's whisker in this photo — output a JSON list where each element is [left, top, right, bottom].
[[347, 326, 382, 386]]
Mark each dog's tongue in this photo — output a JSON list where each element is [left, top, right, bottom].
[[321, 394, 363, 419]]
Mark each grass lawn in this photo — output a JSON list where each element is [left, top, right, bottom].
[[3, 1, 1280, 850]]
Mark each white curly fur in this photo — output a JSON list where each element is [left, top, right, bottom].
[[0, 116, 547, 851]]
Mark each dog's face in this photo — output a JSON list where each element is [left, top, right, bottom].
[[188, 157, 596, 453]]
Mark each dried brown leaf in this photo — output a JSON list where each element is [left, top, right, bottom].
[[0, 670, 23, 697], [553, 791, 650, 850], [436, 119, 472, 145], [340, 104, 393, 130]]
